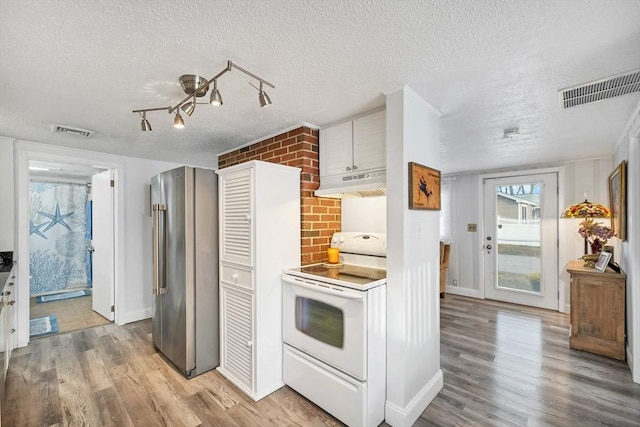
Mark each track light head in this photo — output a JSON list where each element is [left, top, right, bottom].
[[140, 112, 152, 131], [173, 112, 185, 129], [257, 81, 272, 108], [210, 80, 223, 106], [259, 90, 272, 108], [181, 96, 196, 116]]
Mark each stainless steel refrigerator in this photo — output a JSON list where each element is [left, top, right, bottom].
[[151, 166, 219, 378]]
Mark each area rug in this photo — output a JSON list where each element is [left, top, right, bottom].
[[35, 289, 91, 303], [29, 314, 59, 338]]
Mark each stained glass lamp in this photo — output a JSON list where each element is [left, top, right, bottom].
[[561, 196, 611, 255]]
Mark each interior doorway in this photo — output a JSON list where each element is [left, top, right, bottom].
[[482, 172, 559, 310], [27, 161, 114, 339]]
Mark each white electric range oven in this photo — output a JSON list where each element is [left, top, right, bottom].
[[282, 232, 387, 427]]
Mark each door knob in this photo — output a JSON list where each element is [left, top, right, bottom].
[[486, 245, 492, 250]]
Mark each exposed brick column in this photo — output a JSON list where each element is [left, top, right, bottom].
[[218, 126, 340, 265]]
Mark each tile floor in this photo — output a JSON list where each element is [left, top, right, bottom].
[[29, 292, 110, 337]]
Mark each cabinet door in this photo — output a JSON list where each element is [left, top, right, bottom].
[[353, 109, 386, 173], [219, 168, 253, 267], [221, 285, 254, 392], [320, 121, 353, 177]]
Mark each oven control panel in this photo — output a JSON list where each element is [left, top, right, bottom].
[[331, 232, 386, 257]]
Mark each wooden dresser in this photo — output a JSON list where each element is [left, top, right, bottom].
[[567, 260, 626, 360]]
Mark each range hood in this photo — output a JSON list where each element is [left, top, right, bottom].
[[314, 170, 386, 198]]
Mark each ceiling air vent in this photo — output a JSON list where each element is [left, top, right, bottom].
[[51, 124, 95, 138], [558, 69, 640, 109]]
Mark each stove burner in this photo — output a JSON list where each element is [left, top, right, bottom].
[[301, 265, 330, 274]]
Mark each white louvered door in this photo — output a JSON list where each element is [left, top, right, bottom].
[[221, 286, 254, 392], [220, 167, 253, 267]]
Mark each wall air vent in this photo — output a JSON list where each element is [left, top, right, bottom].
[[558, 69, 640, 109], [51, 124, 95, 138]]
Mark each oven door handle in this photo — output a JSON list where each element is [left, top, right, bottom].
[[283, 275, 365, 300]]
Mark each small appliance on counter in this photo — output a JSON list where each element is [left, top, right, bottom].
[[282, 232, 387, 427]]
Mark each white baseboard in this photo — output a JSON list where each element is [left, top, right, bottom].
[[116, 307, 152, 325], [385, 369, 443, 427], [445, 286, 482, 299], [627, 343, 635, 383]]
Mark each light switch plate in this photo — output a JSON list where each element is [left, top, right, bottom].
[[467, 223, 477, 232]]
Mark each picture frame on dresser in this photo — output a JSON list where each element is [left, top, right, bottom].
[[594, 251, 612, 272], [608, 160, 626, 241]]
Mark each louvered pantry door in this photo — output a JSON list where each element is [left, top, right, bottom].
[[221, 285, 254, 392], [220, 168, 253, 267]]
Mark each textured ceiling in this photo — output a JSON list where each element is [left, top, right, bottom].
[[1, 0, 639, 174]]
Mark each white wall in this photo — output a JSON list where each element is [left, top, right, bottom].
[[0, 137, 15, 251], [444, 158, 613, 310], [385, 86, 442, 427], [12, 139, 182, 347], [613, 100, 640, 384], [341, 195, 386, 232], [446, 173, 481, 297]]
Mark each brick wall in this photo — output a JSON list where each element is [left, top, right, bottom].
[[218, 126, 340, 265]]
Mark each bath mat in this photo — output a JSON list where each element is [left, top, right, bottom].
[[29, 315, 58, 338], [35, 289, 91, 303]]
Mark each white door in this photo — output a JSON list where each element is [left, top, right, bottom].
[[91, 170, 115, 321], [483, 173, 558, 310]]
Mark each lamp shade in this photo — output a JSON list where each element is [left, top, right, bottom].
[[561, 199, 610, 218]]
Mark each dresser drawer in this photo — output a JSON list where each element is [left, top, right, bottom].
[[220, 264, 253, 291]]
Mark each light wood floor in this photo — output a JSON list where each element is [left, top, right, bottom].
[[30, 293, 110, 336], [415, 295, 640, 426], [4, 295, 640, 426]]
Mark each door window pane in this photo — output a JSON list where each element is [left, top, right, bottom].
[[496, 183, 541, 293], [295, 297, 344, 348]]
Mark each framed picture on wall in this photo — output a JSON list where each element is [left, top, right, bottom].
[[408, 162, 441, 210], [608, 160, 627, 241]]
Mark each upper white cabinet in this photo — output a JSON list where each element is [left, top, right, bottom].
[[320, 109, 386, 178], [216, 160, 301, 402]]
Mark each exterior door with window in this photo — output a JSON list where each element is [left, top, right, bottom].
[[483, 173, 558, 310]]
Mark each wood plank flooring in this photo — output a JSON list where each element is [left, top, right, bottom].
[[3, 294, 640, 426], [414, 295, 640, 426]]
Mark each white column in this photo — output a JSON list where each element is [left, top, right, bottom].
[[385, 86, 443, 426]]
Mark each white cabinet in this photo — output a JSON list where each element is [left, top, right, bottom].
[[0, 264, 16, 419], [320, 109, 386, 178], [216, 160, 300, 401]]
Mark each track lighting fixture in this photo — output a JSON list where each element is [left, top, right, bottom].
[[132, 60, 274, 130]]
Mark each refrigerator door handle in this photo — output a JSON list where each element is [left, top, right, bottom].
[[153, 203, 167, 295]]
